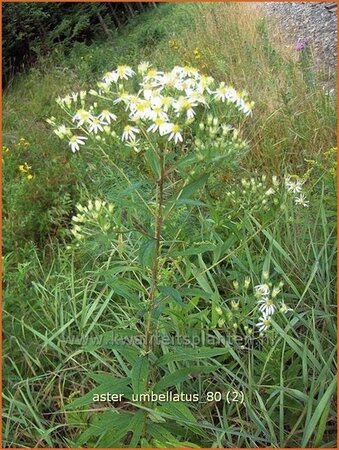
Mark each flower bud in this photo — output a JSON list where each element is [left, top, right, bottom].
[[215, 306, 223, 315], [244, 277, 251, 289]]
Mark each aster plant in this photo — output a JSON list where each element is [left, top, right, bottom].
[[49, 63, 256, 348], [48, 64, 294, 444]]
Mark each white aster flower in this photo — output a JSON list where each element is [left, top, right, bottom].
[[73, 109, 93, 126], [173, 96, 197, 119], [258, 297, 276, 316], [88, 117, 106, 134], [181, 66, 200, 79], [99, 110, 117, 124], [197, 75, 214, 94], [185, 90, 208, 106], [254, 284, 270, 298], [213, 82, 231, 102], [103, 71, 118, 84], [69, 135, 87, 153], [138, 61, 151, 75], [129, 99, 152, 120], [122, 125, 140, 142], [285, 176, 304, 194], [144, 68, 163, 83], [164, 123, 183, 144], [294, 193, 309, 207], [116, 65, 135, 80], [114, 91, 132, 105], [147, 117, 169, 136], [238, 100, 253, 116], [256, 314, 272, 332], [146, 106, 168, 122]]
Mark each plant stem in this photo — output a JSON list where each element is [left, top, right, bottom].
[[144, 148, 165, 354], [141, 148, 165, 440]]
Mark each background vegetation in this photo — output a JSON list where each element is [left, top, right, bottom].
[[3, 2, 337, 448], [2, 2, 155, 86]]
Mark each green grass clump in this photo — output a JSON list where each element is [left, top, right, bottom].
[[3, 3, 337, 448]]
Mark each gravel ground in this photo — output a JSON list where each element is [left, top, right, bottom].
[[258, 2, 337, 86]]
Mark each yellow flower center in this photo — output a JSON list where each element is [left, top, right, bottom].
[[147, 69, 157, 78], [77, 110, 90, 121], [117, 66, 127, 77], [155, 118, 165, 126]]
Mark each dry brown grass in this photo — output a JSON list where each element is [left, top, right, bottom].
[[167, 2, 336, 173]]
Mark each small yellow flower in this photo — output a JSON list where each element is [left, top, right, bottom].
[[168, 39, 179, 50], [18, 162, 31, 173], [17, 137, 29, 148], [193, 48, 202, 59], [27, 174, 33, 180]]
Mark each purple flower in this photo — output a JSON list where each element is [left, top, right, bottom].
[[295, 39, 307, 51]]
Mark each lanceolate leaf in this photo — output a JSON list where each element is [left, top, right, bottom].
[[139, 239, 157, 268], [66, 376, 131, 409], [154, 365, 218, 393], [129, 410, 146, 447], [301, 376, 336, 447], [158, 285, 184, 305], [145, 147, 161, 179], [132, 355, 149, 395], [156, 347, 229, 366], [177, 173, 209, 200]]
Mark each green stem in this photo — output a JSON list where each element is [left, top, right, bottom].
[[144, 148, 165, 354], [142, 147, 165, 440]]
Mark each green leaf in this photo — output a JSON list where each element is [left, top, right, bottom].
[[178, 173, 209, 200], [129, 410, 146, 447], [145, 147, 161, 179], [156, 347, 229, 366], [180, 287, 211, 299], [148, 423, 179, 445], [171, 243, 215, 257], [158, 402, 197, 423], [139, 239, 157, 268], [132, 356, 149, 395], [158, 286, 184, 305], [211, 292, 220, 328], [175, 199, 208, 207], [154, 365, 218, 393], [301, 376, 336, 447], [74, 411, 122, 445], [66, 375, 131, 409], [191, 266, 214, 294]]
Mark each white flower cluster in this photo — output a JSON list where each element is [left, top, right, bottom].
[[255, 281, 292, 332], [221, 173, 309, 219], [223, 174, 281, 218], [285, 175, 309, 208], [51, 63, 254, 154], [194, 115, 247, 160], [71, 199, 114, 240]]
